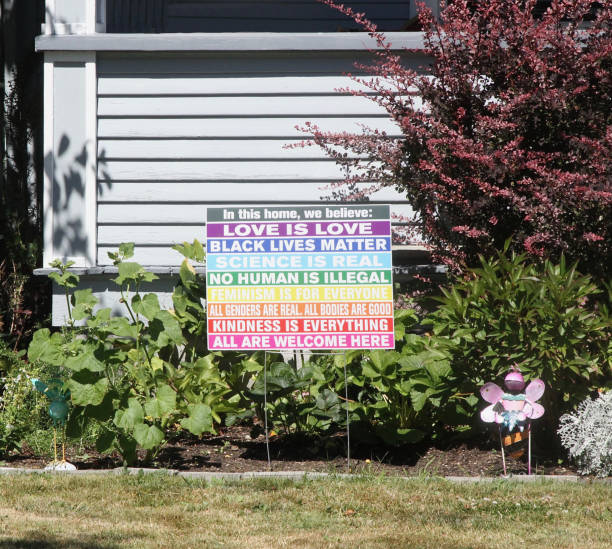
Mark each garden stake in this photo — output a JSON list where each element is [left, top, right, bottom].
[[262, 350, 350, 471], [481, 367, 545, 476], [264, 351, 271, 470], [31, 378, 76, 471], [499, 425, 507, 476], [527, 422, 532, 475], [343, 350, 350, 471]]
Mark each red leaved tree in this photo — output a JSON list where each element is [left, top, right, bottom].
[[304, 0, 612, 278]]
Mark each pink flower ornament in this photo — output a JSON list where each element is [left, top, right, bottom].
[[480, 368, 545, 432]]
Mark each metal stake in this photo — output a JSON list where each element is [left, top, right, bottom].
[[499, 426, 507, 476], [527, 422, 532, 475], [343, 351, 351, 471], [263, 350, 271, 470], [261, 350, 347, 471]]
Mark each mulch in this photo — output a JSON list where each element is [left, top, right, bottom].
[[0, 425, 575, 477]]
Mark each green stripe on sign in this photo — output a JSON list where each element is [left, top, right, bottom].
[[206, 270, 393, 286]]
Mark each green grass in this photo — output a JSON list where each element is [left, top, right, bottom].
[[0, 474, 610, 548]]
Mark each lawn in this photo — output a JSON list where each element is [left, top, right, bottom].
[[0, 473, 610, 548]]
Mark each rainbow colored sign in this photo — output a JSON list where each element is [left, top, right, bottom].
[[206, 205, 394, 350]]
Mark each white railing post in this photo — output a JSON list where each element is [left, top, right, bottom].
[[44, 0, 105, 35], [42, 0, 99, 268]]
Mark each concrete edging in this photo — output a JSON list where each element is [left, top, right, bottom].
[[1, 466, 608, 483]]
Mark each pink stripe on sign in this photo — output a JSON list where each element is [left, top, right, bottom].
[[208, 332, 395, 350], [206, 220, 391, 238]]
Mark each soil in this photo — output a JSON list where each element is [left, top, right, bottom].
[[1, 425, 575, 477]]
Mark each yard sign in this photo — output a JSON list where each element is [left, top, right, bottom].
[[206, 205, 394, 350]]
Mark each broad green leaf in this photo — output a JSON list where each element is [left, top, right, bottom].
[[132, 294, 161, 320], [114, 398, 144, 431], [71, 289, 99, 320], [180, 403, 213, 435], [424, 359, 452, 382], [133, 423, 165, 450], [48, 270, 79, 289], [296, 363, 326, 385], [314, 389, 341, 421], [362, 361, 381, 379], [114, 262, 158, 285], [150, 310, 185, 347], [410, 389, 428, 412], [173, 239, 205, 263], [144, 384, 177, 418], [394, 321, 406, 341], [114, 262, 142, 285], [374, 424, 424, 446], [171, 286, 191, 317], [150, 356, 165, 372], [28, 329, 64, 365], [132, 293, 161, 321], [368, 350, 400, 372], [240, 356, 264, 373], [334, 350, 362, 369], [179, 259, 197, 287], [65, 349, 105, 372], [249, 361, 299, 399], [87, 307, 111, 328], [465, 394, 479, 407], [68, 376, 109, 406], [395, 428, 425, 443], [107, 317, 139, 339], [399, 354, 430, 372]]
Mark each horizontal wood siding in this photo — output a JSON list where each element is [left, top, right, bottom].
[[97, 117, 401, 139], [97, 52, 415, 266], [106, 1, 415, 33], [97, 182, 406, 203]]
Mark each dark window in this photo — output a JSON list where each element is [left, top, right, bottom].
[[105, 0, 417, 33]]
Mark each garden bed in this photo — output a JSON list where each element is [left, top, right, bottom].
[[1, 425, 575, 477]]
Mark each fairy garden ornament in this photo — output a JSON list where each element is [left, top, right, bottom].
[[31, 378, 76, 471], [480, 366, 545, 475]]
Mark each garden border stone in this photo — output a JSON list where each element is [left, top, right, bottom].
[[1, 466, 609, 483]]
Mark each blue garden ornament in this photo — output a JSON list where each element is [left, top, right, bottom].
[[31, 378, 76, 470]]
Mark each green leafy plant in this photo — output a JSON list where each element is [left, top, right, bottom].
[[426, 244, 612, 437], [238, 307, 461, 447], [28, 242, 230, 464], [333, 313, 461, 446], [0, 341, 53, 456], [558, 390, 612, 477]]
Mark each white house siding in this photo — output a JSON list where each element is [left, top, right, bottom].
[[96, 51, 419, 266]]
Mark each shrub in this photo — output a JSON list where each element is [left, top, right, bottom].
[[558, 391, 612, 477], [27, 244, 460, 459], [307, 0, 612, 278], [425, 245, 611, 435], [242, 307, 466, 446], [0, 342, 51, 456], [27, 242, 232, 465]]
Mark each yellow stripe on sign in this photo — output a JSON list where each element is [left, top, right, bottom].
[[207, 284, 393, 303]]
